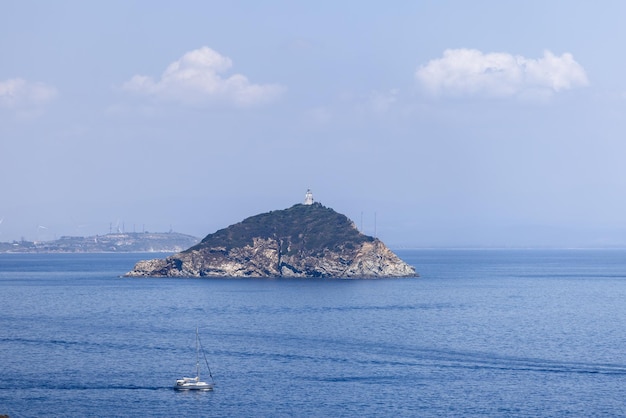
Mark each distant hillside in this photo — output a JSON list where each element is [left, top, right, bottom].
[[127, 203, 416, 278], [0, 232, 199, 253]]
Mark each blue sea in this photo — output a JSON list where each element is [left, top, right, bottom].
[[2, 250, 626, 417]]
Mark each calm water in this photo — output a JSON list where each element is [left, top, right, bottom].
[[2, 250, 626, 417]]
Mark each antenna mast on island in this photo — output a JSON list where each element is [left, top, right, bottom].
[[374, 212, 377, 239]]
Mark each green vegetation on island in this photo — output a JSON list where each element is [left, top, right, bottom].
[[189, 202, 373, 256]]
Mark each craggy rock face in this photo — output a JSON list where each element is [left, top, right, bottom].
[[125, 204, 417, 279], [126, 238, 416, 278]]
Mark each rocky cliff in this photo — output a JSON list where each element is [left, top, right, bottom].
[[125, 203, 416, 278]]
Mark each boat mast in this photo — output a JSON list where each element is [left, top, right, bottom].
[[196, 327, 201, 379], [197, 329, 215, 383]]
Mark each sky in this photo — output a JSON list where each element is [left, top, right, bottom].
[[2, 1, 626, 248]]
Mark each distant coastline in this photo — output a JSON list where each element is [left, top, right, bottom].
[[0, 232, 199, 254]]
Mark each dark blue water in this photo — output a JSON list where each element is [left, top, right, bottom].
[[2, 250, 626, 417]]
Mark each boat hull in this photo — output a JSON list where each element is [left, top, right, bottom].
[[174, 378, 214, 391]]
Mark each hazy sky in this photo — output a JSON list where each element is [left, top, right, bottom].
[[2, 1, 626, 247]]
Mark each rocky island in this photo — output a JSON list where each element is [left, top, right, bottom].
[[126, 194, 416, 279]]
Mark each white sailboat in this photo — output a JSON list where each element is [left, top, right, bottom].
[[174, 328, 215, 391]]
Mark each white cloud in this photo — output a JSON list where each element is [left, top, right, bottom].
[[416, 49, 588, 99], [0, 78, 58, 109], [122, 46, 284, 106]]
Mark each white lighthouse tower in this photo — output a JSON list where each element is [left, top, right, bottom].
[[304, 189, 314, 205]]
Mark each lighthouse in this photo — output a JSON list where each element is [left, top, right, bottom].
[[304, 189, 314, 205]]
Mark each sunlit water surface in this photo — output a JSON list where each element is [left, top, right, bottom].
[[2, 250, 626, 417]]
